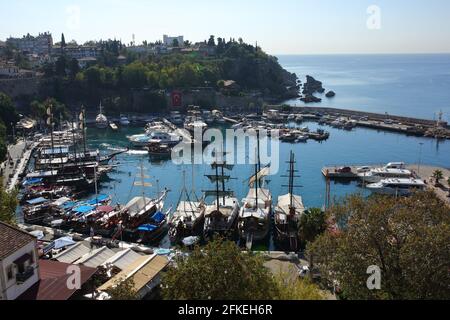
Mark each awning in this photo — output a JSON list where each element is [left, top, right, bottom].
[[86, 194, 109, 205], [151, 211, 165, 224], [26, 197, 47, 205], [138, 224, 158, 232], [54, 237, 76, 250], [73, 205, 95, 214]]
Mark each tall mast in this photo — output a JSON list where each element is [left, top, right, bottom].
[[215, 159, 220, 212], [289, 151, 294, 208]]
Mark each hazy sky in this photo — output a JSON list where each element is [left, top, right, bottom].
[[1, 0, 450, 55]]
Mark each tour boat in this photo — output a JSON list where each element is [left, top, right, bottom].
[[274, 151, 305, 251], [168, 171, 206, 245]]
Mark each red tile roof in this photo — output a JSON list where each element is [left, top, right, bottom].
[[18, 260, 97, 300], [0, 222, 36, 260]]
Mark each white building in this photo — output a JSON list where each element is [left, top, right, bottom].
[[163, 35, 184, 47], [7, 32, 53, 56], [0, 222, 40, 300]]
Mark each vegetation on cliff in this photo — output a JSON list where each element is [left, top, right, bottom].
[[38, 37, 297, 113]]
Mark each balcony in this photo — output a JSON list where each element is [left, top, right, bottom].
[[16, 267, 35, 284]]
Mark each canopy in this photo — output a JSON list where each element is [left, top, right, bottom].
[[73, 205, 95, 214], [54, 236, 76, 250], [27, 197, 48, 205], [29, 230, 44, 240], [23, 178, 43, 186], [97, 206, 114, 214], [151, 211, 165, 224], [182, 236, 199, 246], [137, 224, 158, 232], [86, 194, 109, 205]]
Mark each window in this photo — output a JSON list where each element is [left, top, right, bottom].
[[29, 251, 35, 264], [7, 265, 14, 280]]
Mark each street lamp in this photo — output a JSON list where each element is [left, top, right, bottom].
[[418, 142, 424, 176]]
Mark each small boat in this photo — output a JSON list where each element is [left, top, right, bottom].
[[170, 111, 184, 126], [109, 123, 118, 131], [96, 102, 109, 129], [119, 114, 130, 126], [295, 115, 304, 123], [146, 141, 172, 158], [287, 114, 296, 121]]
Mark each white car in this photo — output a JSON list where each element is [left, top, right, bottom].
[[357, 166, 371, 173]]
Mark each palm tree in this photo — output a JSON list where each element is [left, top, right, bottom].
[[432, 170, 444, 186]]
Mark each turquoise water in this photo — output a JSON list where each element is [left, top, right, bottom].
[[279, 54, 450, 121]]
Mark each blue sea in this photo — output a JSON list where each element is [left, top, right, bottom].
[[279, 54, 450, 121]]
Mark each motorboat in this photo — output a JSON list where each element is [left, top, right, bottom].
[[119, 114, 130, 126], [366, 178, 426, 196], [358, 168, 413, 183]]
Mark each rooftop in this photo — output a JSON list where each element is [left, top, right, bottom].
[[0, 221, 36, 260], [17, 260, 96, 300]]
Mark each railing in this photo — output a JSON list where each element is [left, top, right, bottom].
[[16, 267, 35, 284]]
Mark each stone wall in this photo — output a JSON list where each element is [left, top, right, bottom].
[[0, 78, 39, 98]]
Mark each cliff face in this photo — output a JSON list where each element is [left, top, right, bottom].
[[220, 53, 299, 100]]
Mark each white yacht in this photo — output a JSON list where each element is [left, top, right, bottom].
[[358, 168, 413, 183], [119, 114, 130, 126], [128, 130, 181, 148], [170, 111, 184, 126], [95, 102, 108, 129], [366, 178, 426, 196]]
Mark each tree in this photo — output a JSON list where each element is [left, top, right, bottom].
[[161, 239, 278, 300], [0, 92, 19, 134], [68, 58, 80, 79], [307, 192, 450, 300], [0, 181, 18, 225], [172, 39, 179, 48], [61, 33, 66, 49], [298, 208, 327, 247], [105, 277, 139, 300], [274, 273, 324, 300], [432, 170, 444, 186], [207, 35, 216, 47], [447, 177, 450, 197], [55, 55, 68, 77]]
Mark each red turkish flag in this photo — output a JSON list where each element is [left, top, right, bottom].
[[171, 91, 182, 107]]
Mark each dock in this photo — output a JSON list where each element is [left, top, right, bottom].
[[5, 141, 39, 192]]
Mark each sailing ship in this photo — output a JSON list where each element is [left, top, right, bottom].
[[203, 155, 240, 241], [238, 134, 272, 250], [119, 161, 168, 244], [168, 171, 206, 245], [96, 102, 109, 129], [273, 151, 305, 251]]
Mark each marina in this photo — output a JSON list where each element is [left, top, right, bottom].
[[6, 106, 448, 252]]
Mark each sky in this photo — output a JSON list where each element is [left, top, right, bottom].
[[1, 0, 450, 55]]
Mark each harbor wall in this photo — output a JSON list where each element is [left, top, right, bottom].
[[0, 77, 40, 98]]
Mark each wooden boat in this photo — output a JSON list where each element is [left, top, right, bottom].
[[203, 160, 240, 241], [273, 151, 305, 251]]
